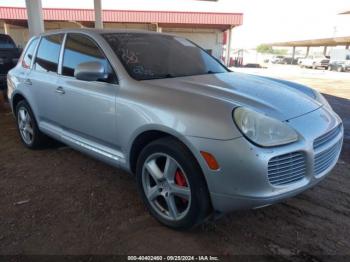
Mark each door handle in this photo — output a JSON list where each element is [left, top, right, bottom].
[[24, 78, 32, 85], [55, 86, 65, 95]]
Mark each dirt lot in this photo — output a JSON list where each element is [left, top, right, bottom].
[[1, 67, 350, 260]]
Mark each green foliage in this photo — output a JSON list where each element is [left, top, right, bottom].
[[256, 44, 273, 54], [256, 44, 288, 55], [273, 49, 288, 55]]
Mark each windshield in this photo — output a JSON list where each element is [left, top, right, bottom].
[[0, 35, 16, 49], [103, 33, 228, 80]]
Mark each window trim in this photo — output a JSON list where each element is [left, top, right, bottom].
[[59, 32, 119, 85], [33, 33, 65, 74], [20, 36, 39, 70]]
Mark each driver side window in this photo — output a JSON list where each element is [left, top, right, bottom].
[[62, 33, 117, 84]]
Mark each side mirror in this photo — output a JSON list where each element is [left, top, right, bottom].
[[74, 61, 108, 81]]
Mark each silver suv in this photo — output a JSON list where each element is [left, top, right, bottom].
[[7, 29, 343, 229]]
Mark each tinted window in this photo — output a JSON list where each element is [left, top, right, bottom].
[[62, 34, 116, 83], [22, 38, 39, 69], [103, 33, 227, 80], [34, 34, 63, 73], [0, 34, 16, 49]]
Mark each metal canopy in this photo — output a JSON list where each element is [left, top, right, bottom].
[[267, 36, 350, 47]]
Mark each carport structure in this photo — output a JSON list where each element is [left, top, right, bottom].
[[0, 0, 243, 65], [267, 36, 350, 63]]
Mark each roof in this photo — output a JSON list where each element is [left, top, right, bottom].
[[0, 6, 243, 30], [267, 36, 350, 47]]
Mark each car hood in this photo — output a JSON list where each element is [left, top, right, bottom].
[[145, 72, 322, 121]]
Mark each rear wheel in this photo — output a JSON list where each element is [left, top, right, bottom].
[[16, 100, 49, 149], [136, 137, 211, 229]]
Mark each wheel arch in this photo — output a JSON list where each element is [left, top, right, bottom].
[[128, 126, 205, 178], [12, 92, 28, 114]]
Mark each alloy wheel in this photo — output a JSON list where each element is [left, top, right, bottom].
[[17, 107, 34, 145], [142, 153, 191, 221]]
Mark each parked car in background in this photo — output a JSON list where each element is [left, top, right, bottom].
[[0, 34, 21, 91], [7, 29, 343, 229], [270, 55, 285, 64], [299, 55, 330, 69], [328, 49, 350, 72], [281, 57, 298, 65]]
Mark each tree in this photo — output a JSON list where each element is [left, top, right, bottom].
[[256, 44, 273, 54], [273, 49, 288, 55]]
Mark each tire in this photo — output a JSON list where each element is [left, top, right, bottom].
[[136, 137, 211, 229], [15, 100, 49, 149]]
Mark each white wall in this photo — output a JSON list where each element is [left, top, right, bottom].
[[163, 28, 224, 59]]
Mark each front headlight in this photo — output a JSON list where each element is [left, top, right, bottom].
[[233, 107, 298, 147]]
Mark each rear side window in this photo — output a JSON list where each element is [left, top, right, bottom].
[[62, 33, 116, 83], [22, 38, 39, 69], [34, 34, 63, 73]]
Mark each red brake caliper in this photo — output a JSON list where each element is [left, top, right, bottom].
[[175, 169, 188, 203]]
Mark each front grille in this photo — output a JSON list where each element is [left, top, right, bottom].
[[313, 125, 342, 150], [268, 152, 306, 186], [314, 141, 342, 175]]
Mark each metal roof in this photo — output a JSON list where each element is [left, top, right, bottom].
[[0, 6, 243, 28], [267, 36, 350, 47]]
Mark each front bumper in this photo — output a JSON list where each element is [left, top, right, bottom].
[[316, 63, 329, 68], [187, 106, 343, 213]]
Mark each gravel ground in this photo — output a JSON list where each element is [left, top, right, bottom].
[[0, 67, 349, 260]]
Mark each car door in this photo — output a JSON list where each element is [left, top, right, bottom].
[[57, 33, 118, 150], [28, 34, 64, 131]]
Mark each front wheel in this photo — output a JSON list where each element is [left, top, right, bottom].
[[136, 137, 211, 229]]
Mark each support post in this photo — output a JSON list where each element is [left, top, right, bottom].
[[225, 27, 232, 67], [94, 0, 103, 29], [25, 0, 44, 37], [3, 22, 10, 35], [306, 46, 310, 57], [154, 23, 162, 32], [323, 46, 327, 56], [291, 46, 296, 64]]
